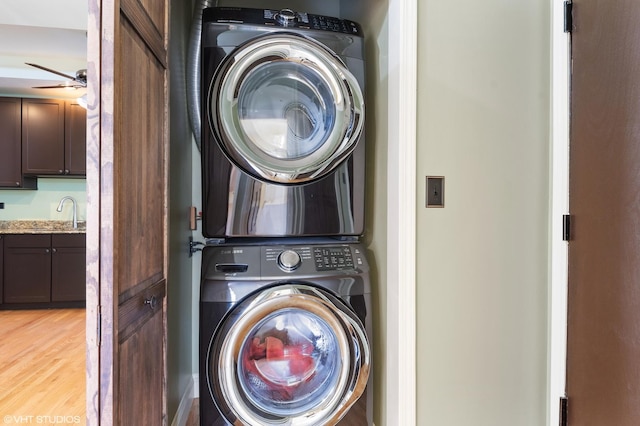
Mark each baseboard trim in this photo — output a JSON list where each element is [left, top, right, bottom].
[[171, 375, 197, 426], [193, 373, 199, 398]]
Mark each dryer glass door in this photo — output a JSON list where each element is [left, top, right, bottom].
[[208, 33, 364, 184], [208, 284, 370, 425]]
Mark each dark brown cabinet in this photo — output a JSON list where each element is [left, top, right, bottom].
[[22, 98, 86, 176], [2, 233, 86, 306], [64, 100, 87, 175], [0, 236, 3, 305], [3, 234, 51, 303], [0, 98, 36, 188], [51, 234, 86, 302]]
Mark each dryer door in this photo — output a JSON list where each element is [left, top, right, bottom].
[[207, 33, 365, 184], [207, 284, 370, 425]]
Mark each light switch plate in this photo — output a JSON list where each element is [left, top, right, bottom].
[[426, 176, 444, 208]]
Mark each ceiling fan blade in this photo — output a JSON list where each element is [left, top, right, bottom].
[[32, 85, 69, 89], [32, 83, 86, 89], [25, 62, 77, 81]]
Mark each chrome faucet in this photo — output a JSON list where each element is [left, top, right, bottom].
[[56, 196, 78, 229]]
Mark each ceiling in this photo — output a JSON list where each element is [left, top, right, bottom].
[[0, 0, 87, 99]]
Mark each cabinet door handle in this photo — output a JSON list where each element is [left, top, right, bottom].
[[45, 249, 50, 253], [52, 248, 57, 253], [144, 295, 159, 311]]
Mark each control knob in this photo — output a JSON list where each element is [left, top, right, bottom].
[[278, 249, 302, 272], [275, 9, 298, 26]]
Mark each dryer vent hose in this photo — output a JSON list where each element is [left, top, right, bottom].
[[186, 0, 215, 152]]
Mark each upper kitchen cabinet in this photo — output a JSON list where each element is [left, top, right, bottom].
[[0, 98, 36, 188], [22, 98, 86, 177], [65, 100, 87, 175]]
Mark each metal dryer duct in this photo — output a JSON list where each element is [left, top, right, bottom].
[[186, 0, 215, 151]]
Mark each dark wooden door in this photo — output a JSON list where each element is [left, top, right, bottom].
[[86, 0, 168, 423], [22, 98, 65, 175], [0, 98, 23, 187], [566, 1, 640, 424]]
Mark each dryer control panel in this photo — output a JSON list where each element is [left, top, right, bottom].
[[204, 7, 363, 36]]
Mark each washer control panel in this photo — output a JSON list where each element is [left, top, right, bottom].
[[264, 244, 367, 274], [203, 243, 368, 278]]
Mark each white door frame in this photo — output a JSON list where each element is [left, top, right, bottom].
[[548, 0, 570, 425], [386, 0, 417, 424]]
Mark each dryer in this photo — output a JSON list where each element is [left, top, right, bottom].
[[201, 7, 366, 238], [199, 242, 372, 425]]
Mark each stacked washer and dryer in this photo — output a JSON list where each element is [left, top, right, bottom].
[[199, 7, 372, 425]]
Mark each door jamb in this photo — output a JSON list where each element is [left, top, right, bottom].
[[548, 0, 570, 425], [386, 0, 417, 424]]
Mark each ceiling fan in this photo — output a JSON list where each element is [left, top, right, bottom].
[[25, 62, 87, 89]]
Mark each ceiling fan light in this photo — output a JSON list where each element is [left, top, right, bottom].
[[77, 94, 88, 109]]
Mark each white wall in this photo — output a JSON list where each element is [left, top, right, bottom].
[[415, 0, 551, 425]]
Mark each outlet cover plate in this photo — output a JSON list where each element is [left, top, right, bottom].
[[426, 176, 444, 208]]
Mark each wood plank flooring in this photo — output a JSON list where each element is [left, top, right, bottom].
[[185, 398, 199, 426], [0, 309, 85, 423]]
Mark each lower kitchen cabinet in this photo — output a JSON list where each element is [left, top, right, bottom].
[[0, 236, 3, 304], [3, 234, 51, 303], [51, 234, 86, 302], [2, 233, 86, 307]]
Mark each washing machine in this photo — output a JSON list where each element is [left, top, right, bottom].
[[201, 7, 366, 238], [199, 242, 373, 425]]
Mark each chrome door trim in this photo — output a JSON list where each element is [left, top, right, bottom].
[[208, 284, 371, 425], [208, 33, 365, 184]]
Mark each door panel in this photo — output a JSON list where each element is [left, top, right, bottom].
[[567, 0, 640, 424], [116, 17, 166, 299]]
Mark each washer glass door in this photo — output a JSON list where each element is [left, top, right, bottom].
[[208, 33, 365, 184], [208, 284, 370, 425]]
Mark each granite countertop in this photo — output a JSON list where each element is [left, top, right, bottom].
[[0, 220, 87, 234]]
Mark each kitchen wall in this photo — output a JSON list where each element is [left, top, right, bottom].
[[0, 178, 86, 221], [415, 0, 550, 425]]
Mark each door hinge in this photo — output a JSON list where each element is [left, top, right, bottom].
[[96, 307, 102, 347], [560, 395, 568, 426], [564, 1, 573, 33], [563, 214, 572, 241]]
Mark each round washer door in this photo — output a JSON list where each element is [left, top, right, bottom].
[[207, 284, 370, 426], [208, 33, 365, 184]]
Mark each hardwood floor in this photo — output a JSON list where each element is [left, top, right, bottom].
[[0, 309, 85, 423], [185, 398, 199, 426]]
